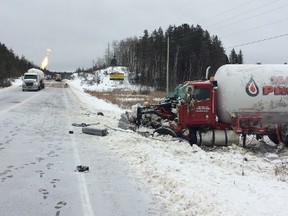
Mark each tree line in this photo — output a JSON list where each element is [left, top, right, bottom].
[[110, 24, 243, 90], [0, 42, 35, 87]]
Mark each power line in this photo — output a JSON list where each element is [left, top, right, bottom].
[[210, 3, 288, 31], [207, 0, 280, 28], [227, 33, 288, 49], [222, 17, 288, 38], [198, 0, 257, 24]]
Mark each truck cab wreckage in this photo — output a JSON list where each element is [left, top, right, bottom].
[[126, 64, 288, 147]]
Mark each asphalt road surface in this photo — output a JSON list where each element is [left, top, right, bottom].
[[0, 81, 163, 216]]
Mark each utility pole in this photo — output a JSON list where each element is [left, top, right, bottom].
[[166, 35, 170, 94]]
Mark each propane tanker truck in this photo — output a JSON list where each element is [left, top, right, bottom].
[[134, 64, 288, 147], [22, 68, 45, 91]]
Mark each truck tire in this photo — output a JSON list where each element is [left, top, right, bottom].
[[153, 127, 177, 137]]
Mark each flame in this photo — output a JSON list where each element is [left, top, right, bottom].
[[41, 56, 48, 70], [41, 49, 51, 70]]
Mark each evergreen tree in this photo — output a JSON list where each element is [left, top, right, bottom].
[[0, 42, 37, 87], [229, 48, 238, 64], [229, 49, 244, 64], [238, 50, 244, 64], [110, 55, 117, 66]]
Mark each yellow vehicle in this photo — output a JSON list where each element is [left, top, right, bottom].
[[109, 71, 124, 80]]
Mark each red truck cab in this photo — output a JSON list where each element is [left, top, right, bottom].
[[177, 80, 218, 129]]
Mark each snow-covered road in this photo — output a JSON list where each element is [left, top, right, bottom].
[[0, 82, 163, 216]]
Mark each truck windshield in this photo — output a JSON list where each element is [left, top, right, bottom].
[[24, 75, 37, 80], [193, 88, 210, 101], [165, 84, 187, 100]]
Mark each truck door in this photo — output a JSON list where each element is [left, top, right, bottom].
[[178, 85, 216, 127], [192, 87, 214, 124]]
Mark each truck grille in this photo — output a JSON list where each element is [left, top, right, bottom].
[[26, 82, 33, 87]]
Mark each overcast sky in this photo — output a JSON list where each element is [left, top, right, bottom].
[[1, 0, 288, 72]]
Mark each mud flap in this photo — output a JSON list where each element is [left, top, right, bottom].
[[189, 129, 197, 146]]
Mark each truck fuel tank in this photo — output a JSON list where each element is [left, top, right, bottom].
[[196, 129, 239, 146]]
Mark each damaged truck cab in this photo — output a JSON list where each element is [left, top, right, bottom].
[[172, 79, 238, 146]]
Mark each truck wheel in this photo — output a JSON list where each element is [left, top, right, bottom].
[[153, 127, 177, 137]]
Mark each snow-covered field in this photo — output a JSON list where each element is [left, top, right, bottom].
[[9, 67, 288, 215]]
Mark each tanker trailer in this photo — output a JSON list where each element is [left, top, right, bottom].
[[214, 64, 288, 146]]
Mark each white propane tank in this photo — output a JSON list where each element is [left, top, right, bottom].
[[214, 64, 288, 125], [28, 68, 44, 80]]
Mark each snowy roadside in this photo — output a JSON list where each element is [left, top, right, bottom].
[[0, 78, 22, 92], [67, 77, 288, 216]]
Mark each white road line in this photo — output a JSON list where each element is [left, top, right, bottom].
[[62, 87, 94, 216]]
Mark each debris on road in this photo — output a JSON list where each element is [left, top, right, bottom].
[[72, 122, 99, 127], [82, 127, 108, 136], [118, 113, 137, 131], [76, 165, 89, 172]]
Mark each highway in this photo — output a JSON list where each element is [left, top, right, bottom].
[[0, 81, 162, 216]]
